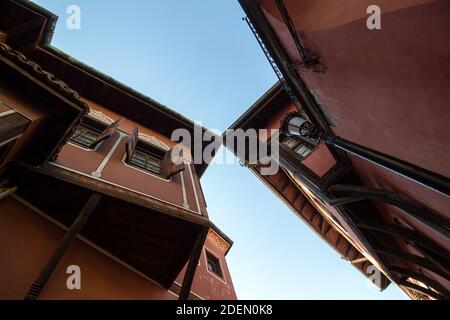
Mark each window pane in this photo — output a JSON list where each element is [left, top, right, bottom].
[[282, 137, 315, 160], [206, 251, 224, 279], [296, 145, 312, 157], [70, 125, 100, 148], [296, 145, 305, 153], [130, 158, 146, 167], [129, 148, 161, 175], [282, 137, 297, 149]]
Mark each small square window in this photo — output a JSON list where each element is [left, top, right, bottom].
[[129, 148, 162, 175], [282, 137, 298, 149], [70, 124, 101, 148], [282, 136, 315, 160], [206, 250, 224, 280], [295, 144, 313, 158]]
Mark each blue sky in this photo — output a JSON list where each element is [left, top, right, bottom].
[[33, 0, 406, 300]]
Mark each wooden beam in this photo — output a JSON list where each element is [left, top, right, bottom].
[[397, 279, 445, 300], [389, 266, 450, 299], [351, 257, 368, 264], [329, 196, 366, 206], [24, 193, 102, 300], [329, 184, 450, 239], [32, 163, 211, 227], [0, 186, 17, 200], [375, 249, 450, 280], [178, 228, 208, 300], [357, 223, 450, 261], [257, 168, 391, 289], [409, 242, 450, 280], [0, 112, 29, 146], [188, 163, 208, 217]]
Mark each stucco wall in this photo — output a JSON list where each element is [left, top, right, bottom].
[[55, 103, 203, 214], [0, 197, 177, 299], [0, 197, 236, 299], [175, 230, 237, 300]]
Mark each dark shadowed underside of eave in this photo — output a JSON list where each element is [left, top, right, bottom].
[[3, 163, 203, 289], [252, 165, 390, 289]]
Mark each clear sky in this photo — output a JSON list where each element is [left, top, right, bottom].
[[33, 0, 406, 300]]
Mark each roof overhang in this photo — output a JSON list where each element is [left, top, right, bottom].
[[2, 0, 217, 177], [0, 42, 87, 166], [4, 161, 208, 288]]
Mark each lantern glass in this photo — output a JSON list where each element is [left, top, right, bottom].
[[286, 115, 307, 136]]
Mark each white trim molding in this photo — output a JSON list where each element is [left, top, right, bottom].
[[0, 109, 15, 118], [203, 246, 228, 285], [88, 109, 115, 124], [91, 133, 125, 178], [180, 166, 190, 209], [187, 162, 202, 215], [49, 162, 201, 215]]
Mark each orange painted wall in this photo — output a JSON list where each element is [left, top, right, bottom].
[[0, 197, 177, 300], [175, 230, 237, 300], [0, 197, 237, 299], [55, 103, 203, 213], [0, 97, 233, 300]]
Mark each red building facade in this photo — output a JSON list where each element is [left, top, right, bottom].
[[230, 0, 449, 299], [0, 0, 236, 300]]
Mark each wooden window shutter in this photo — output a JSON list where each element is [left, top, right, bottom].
[[90, 118, 123, 148], [163, 146, 185, 178], [189, 162, 208, 216], [125, 127, 139, 162]]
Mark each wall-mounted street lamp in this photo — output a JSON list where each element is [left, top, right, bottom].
[[281, 113, 450, 198]]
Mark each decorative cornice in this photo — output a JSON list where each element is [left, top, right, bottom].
[[0, 42, 89, 112], [0, 43, 88, 163], [138, 133, 170, 151], [207, 229, 230, 253], [88, 109, 115, 124], [86, 110, 171, 150]]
